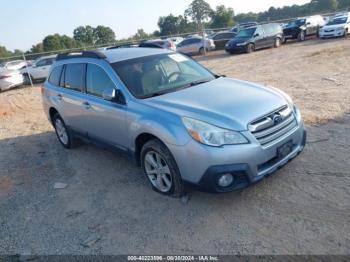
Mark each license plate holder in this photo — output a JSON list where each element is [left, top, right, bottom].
[[277, 140, 293, 160]]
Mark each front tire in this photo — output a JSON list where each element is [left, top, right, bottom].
[[199, 47, 206, 55], [246, 43, 255, 53], [274, 37, 281, 48], [298, 31, 305, 41], [23, 74, 34, 85], [53, 113, 74, 149], [141, 139, 184, 197]]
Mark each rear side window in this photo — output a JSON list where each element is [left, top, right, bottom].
[[64, 63, 85, 92], [86, 64, 115, 97], [48, 65, 63, 86]]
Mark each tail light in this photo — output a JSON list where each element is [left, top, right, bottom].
[[40, 85, 44, 95], [0, 75, 11, 80], [167, 42, 172, 48]]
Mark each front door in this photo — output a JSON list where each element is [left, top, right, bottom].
[[82, 63, 127, 150]]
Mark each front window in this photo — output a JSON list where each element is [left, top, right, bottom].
[[287, 19, 306, 27], [236, 27, 256, 38], [112, 53, 215, 99], [327, 17, 348, 25]]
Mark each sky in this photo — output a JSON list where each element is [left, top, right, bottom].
[[0, 0, 310, 51]]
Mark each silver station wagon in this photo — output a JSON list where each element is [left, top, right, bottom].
[[42, 48, 306, 196]]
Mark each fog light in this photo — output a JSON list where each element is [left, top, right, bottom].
[[218, 173, 234, 187]]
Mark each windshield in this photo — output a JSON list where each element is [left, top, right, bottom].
[[236, 27, 256, 38], [112, 53, 215, 99], [327, 17, 347, 25], [287, 19, 306, 27]]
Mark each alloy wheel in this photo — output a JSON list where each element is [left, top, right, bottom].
[[144, 151, 172, 192]]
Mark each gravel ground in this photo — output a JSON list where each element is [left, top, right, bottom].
[[0, 37, 349, 255]]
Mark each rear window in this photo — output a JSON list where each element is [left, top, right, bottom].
[[64, 63, 85, 92], [48, 65, 63, 86]]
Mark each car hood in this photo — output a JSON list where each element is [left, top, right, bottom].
[[322, 24, 346, 30], [228, 37, 250, 44], [144, 77, 287, 131]]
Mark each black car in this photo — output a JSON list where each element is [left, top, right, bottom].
[[225, 23, 283, 54], [283, 15, 325, 42], [209, 31, 237, 50]]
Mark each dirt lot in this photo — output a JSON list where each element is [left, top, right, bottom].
[[0, 38, 350, 255]]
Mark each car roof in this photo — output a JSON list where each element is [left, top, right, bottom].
[[101, 47, 173, 63]]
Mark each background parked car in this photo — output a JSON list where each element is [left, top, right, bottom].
[[20, 54, 56, 84], [283, 15, 325, 42], [140, 39, 176, 51], [176, 37, 215, 55], [0, 60, 26, 71], [167, 37, 184, 46], [0, 69, 24, 92], [231, 22, 258, 33], [319, 12, 350, 38], [209, 31, 237, 50], [225, 23, 283, 54]]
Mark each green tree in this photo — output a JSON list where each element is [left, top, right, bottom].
[[210, 5, 235, 28], [310, 0, 339, 11], [0, 45, 12, 58], [73, 25, 95, 45], [338, 0, 350, 9], [133, 29, 149, 40], [29, 43, 44, 54], [185, 0, 213, 30], [93, 25, 116, 45], [158, 14, 181, 35]]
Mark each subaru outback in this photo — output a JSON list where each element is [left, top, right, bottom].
[[42, 48, 306, 196]]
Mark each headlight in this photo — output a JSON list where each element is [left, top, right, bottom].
[[336, 26, 344, 31], [236, 42, 247, 46], [182, 117, 248, 147]]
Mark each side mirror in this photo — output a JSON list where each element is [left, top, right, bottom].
[[102, 87, 116, 101], [102, 87, 125, 104], [32, 64, 37, 68], [254, 33, 260, 37], [306, 22, 311, 25]]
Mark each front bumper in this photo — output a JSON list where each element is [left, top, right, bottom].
[[225, 44, 247, 53], [319, 29, 345, 38], [167, 113, 306, 193]]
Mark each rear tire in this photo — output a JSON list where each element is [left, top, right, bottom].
[[23, 74, 34, 85], [199, 47, 206, 55], [53, 113, 75, 149], [246, 43, 254, 53], [141, 139, 184, 197]]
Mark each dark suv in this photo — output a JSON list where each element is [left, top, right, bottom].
[[283, 15, 325, 42], [225, 23, 283, 54]]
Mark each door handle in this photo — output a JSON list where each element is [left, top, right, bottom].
[[82, 101, 91, 109]]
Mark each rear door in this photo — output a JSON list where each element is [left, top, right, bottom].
[[56, 63, 88, 135], [82, 63, 127, 150]]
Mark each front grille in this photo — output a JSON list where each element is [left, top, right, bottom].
[[248, 106, 297, 146]]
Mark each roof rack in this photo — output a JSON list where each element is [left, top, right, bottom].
[[56, 50, 106, 61], [138, 42, 163, 49]]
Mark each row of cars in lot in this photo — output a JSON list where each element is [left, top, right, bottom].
[[0, 55, 56, 92], [0, 12, 349, 93]]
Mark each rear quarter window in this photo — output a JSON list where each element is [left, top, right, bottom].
[[64, 63, 85, 92], [48, 65, 63, 86]]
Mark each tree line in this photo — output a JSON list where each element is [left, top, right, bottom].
[[1, 0, 349, 59]]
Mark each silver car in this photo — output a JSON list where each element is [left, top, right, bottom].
[[176, 37, 215, 55], [42, 48, 306, 196]]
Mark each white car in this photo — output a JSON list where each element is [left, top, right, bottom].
[[319, 12, 350, 38], [21, 55, 56, 83], [0, 60, 26, 71], [0, 70, 24, 92]]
